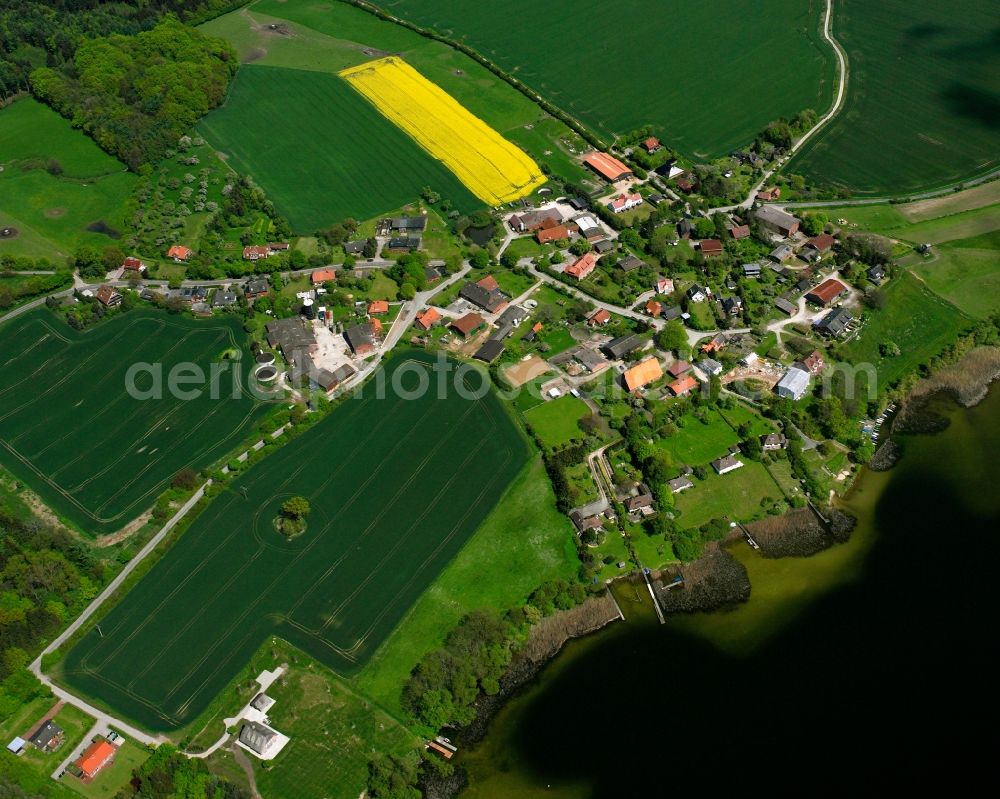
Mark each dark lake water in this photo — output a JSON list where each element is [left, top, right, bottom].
[[461, 387, 1000, 797]]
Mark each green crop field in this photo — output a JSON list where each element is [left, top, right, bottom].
[[202, 1, 594, 185], [378, 0, 835, 157], [0, 98, 135, 259], [198, 65, 480, 232], [787, 0, 1000, 194], [0, 309, 266, 534], [60, 353, 530, 730]]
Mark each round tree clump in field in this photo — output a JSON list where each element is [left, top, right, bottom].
[[275, 496, 310, 538]]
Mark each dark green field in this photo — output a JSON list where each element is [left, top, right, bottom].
[[61, 354, 530, 730], [377, 0, 835, 157], [0, 309, 265, 534], [788, 0, 1000, 194], [198, 65, 480, 231]]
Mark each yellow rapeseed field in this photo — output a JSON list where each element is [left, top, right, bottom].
[[339, 57, 546, 206]]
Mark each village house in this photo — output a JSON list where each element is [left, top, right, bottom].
[[390, 215, 427, 234], [742, 262, 762, 279], [814, 307, 854, 337], [594, 239, 615, 255], [804, 233, 835, 254], [756, 186, 781, 201], [668, 375, 698, 396], [239, 722, 280, 759], [687, 284, 711, 302], [675, 176, 695, 193], [775, 366, 811, 400], [28, 721, 63, 753], [655, 277, 674, 295], [583, 151, 633, 183], [667, 359, 690, 378], [806, 278, 849, 307], [669, 475, 695, 493], [625, 493, 654, 514], [770, 244, 794, 262], [95, 285, 122, 307], [702, 333, 726, 354], [565, 251, 598, 280], [729, 224, 751, 240], [243, 245, 271, 261], [450, 313, 487, 339], [166, 244, 192, 262], [212, 289, 238, 309], [641, 136, 662, 153], [775, 297, 797, 316], [603, 334, 644, 360], [619, 254, 645, 273], [699, 239, 723, 258], [662, 305, 683, 321], [415, 307, 440, 330], [587, 309, 611, 327], [721, 296, 743, 316], [802, 350, 825, 375], [623, 357, 662, 392], [508, 207, 562, 233], [677, 218, 695, 239], [867, 265, 887, 284], [311, 268, 336, 285], [698, 358, 723, 376], [607, 193, 642, 214], [574, 348, 609, 373], [121, 256, 146, 274], [646, 300, 662, 317], [75, 738, 116, 780], [570, 510, 604, 533], [344, 240, 365, 255], [460, 278, 509, 313], [755, 205, 799, 238], [712, 454, 744, 475], [537, 224, 571, 244], [244, 278, 269, 300], [387, 236, 421, 252], [522, 321, 543, 342], [761, 433, 788, 451], [367, 300, 389, 316]]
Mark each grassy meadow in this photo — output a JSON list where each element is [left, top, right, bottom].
[[0, 98, 135, 259], [787, 0, 1000, 194], [379, 0, 836, 157], [60, 353, 530, 731], [523, 395, 591, 450], [0, 309, 266, 534], [198, 65, 479, 231]]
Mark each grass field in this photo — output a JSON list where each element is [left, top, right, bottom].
[[523, 395, 589, 450], [787, 0, 1000, 194], [821, 202, 1000, 246], [911, 240, 1000, 319], [60, 353, 530, 730], [198, 65, 480, 232], [841, 272, 970, 388], [675, 460, 782, 528], [0, 309, 266, 534], [0, 98, 135, 259], [379, 0, 835, 157], [340, 57, 546, 205], [658, 407, 775, 467]]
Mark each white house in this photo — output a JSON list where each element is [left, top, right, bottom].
[[607, 192, 643, 214]]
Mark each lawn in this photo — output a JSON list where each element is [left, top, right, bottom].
[[911, 239, 1000, 319], [674, 460, 783, 529], [60, 353, 530, 731], [352, 455, 578, 714], [64, 739, 150, 799], [198, 65, 480, 232], [564, 460, 600, 506], [537, 327, 577, 357], [787, 0, 1000, 194], [657, 408, 769, 467], [523, 395, 590, 449], [0, 309, 267, 534], [841, 272, 970, 389], [0, 98, 135, 259], [379, 0, 835, 158]]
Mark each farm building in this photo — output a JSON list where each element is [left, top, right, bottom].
[[166, 244, 192, 261], [756, 187, 781, 201], [608, 193, 642, 214], [623, 357, 662, 392], [266, 318, 316, 359], [699, 239, 723, 257], [603, 334, 644, 359], [668, 375, 698, 397], [344, 324, 377, 356], [574, 348, 608, 373], [769, 244, 794, 262], [594, 239, 615, 254], [474, 339, 505, 363], [243, 245, 271, 261], [508, 207, 561, 233], [587, 309, 611, 327], [806, 279, 848, 307], [775, 366, 811, 400], [239, 722, 279, 758], [450, 313, 487, 339], [315, 364, 357, 395], [460, 279, 509, 313], [311, 268, 336, 285], [28, 721, 63, 752], [121, 256, 146, 273], [712, 455, 744, 475], [574, 214, 604, 241], [390, 215, 427, 233], [75, 739, 116, 779], [755, 206, 799, 237], [268, 242, 290, 252], [583, 151, 633, 183], [565, 251, 598, 280], [537, 224, 571, 244], [95, 286, 122, 308], [814, 307, 854, 337], [416, 308, 440, 330], [805, 233, 835, 254], [387, 236, 421, 252], [774, 297, 797, 316]]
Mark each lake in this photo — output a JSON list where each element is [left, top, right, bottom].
[[460, 387, 1000, 797]]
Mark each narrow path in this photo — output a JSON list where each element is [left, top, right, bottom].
[[232, 745, 262, 799]]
